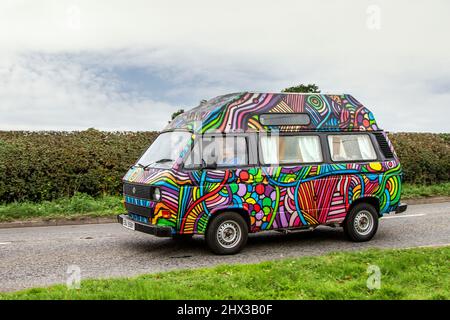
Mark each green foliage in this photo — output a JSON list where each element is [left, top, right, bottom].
[[389, 133, 450, 184], [0, 130, 158, 203], [2, 247, 449, 300], [0, 193, 122, 222], [0, 130, 448, 204], [171, 109, 185, 120], [282, 84, 321, 93], [401, 182, 450, 199]]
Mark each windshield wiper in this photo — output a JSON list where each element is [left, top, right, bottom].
[[142, 161, 156, 170], [155, 158, 174, 163], [138, 159, 173, 171]]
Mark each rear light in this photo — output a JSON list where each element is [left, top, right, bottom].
[[161, 209, 171, 219]]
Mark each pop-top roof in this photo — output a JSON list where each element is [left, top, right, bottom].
[[165, 92, 379, 133]]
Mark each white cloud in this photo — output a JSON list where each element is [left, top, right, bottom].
[[0, 0, 449, 131], [0, 54, 177, 130]]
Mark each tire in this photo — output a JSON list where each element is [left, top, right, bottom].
[[205, 212, 248, 255], [343, 203, 379, 242]]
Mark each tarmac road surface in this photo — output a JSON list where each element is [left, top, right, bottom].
[[0, 202, 449, 292]]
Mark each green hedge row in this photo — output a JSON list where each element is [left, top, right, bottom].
[[388, 132, 450, 185], [0, 130, 448, 203], [0, 130, 158, 203]]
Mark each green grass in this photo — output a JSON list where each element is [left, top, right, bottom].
[[1, 247, 449, 300], [402, 182, 450, 199], [0, 183, 448, 223], [0, 193, 123, 222]]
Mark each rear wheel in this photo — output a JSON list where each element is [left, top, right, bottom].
[[343, 203, 379, 242], [205, 212, 248, 255]]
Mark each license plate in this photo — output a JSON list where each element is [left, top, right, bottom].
[[122, 218, 135, 230]]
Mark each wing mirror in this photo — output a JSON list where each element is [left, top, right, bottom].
[[202, 158, 217, 170]]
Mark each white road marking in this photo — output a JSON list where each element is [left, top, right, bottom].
[[0, 242, 12, 245], [383, 213, 426, 219]]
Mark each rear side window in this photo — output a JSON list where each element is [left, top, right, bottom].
[[260, 135, 322, 164], [328, 135, 376, 162]]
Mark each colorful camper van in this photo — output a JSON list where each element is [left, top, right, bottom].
[[118, 92, 407, 254]]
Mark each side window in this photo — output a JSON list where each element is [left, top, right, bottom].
[[184, 135, 248, 168], [328, 134, 377, 161], [203, 136, 247, 167], [260, 135, 322, 165]]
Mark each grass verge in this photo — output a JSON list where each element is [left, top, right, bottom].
[[0, 183, 449, 222], [0, 193, 122, 222], [1, 247, 449, 300], [402, 182, 450, 199]]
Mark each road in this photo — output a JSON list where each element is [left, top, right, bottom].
[[0, 202, 449, 292]]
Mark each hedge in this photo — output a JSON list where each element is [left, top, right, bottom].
[[0, 130, 158, 203], [0, 130, 448, 203], [388, 132, 450, 185]]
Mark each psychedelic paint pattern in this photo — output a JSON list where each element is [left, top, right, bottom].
[[123, 92, 402, 234], [166, 92, 379, 133]]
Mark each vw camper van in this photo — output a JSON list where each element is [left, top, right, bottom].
[[118, 92, 407, 254]]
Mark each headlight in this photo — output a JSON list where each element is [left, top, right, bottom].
[[153, 187, 161, 201]]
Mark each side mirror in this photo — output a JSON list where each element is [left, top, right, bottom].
[[202, 159, 217, 170]]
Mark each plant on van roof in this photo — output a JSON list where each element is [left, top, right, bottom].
[[170, 109, 185, 121], [282, 83, 321, 93]]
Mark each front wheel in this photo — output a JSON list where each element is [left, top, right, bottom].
[[343, 203, 379, 242], [205, 212, 248, 255]]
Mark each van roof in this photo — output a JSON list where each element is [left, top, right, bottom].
[[165, 92, 380, 133]]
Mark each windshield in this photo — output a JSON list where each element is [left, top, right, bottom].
[[136, 131, 191, 168]]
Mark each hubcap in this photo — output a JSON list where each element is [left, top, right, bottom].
[[217, 220, 241, 249], [354, 210, 374, 236]]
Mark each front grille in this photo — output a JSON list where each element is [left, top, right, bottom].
[[125, 202, 153, 218], [373, 132, 394, 159], [123, 182, 152, 199]]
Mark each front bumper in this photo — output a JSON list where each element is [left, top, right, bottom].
[[117, 214, 173, 237], [395, 203, 408, 214]]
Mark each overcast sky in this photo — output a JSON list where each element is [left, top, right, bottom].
[[0, 0, 449, 132]]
